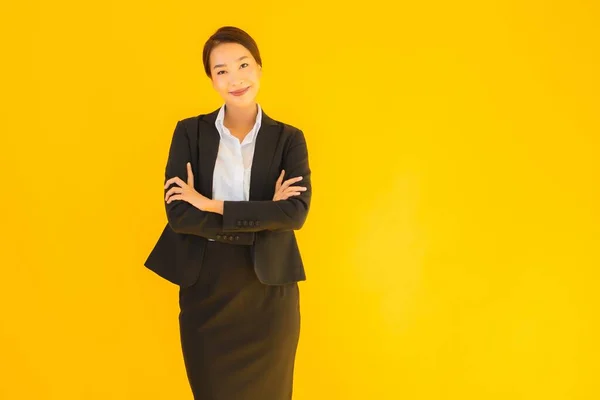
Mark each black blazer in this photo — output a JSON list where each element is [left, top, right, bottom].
[[144, 107, 312, 288]]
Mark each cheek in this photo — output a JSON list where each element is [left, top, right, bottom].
[[213, 77, 227, 92], [248, 70, 261, 84]]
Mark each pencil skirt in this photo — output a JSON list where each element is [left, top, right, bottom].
[[178, 240, 301, 400]]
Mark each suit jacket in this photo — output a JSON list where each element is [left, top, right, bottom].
[[144, 107, 312, 288]]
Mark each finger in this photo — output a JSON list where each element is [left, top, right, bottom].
[[164, 177, 178, 189], [275, 170, 284, 190], [286, 186, 307, 192], [186, 162, 194, 187], [165, 189, 181, 202], [164, 176, 186, 189], [280, 192, 300, 200], [278, 191, 301, 201], [166, 194, 184, 204], [165, 186, 183, 201], [283, 186, 304, 193], [164, 178, 176, 189], [167, 176, 186, 188], [281, 176, 303, 190]]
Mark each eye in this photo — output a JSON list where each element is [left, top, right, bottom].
[[240, 63, 249, 68], [217, 70, 226, 75]]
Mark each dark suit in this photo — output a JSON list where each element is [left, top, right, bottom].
[[144, 107, 312, 288]]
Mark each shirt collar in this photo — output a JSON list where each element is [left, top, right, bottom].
[[215, 103, 262, 144]]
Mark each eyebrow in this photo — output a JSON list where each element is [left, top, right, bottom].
[[213, 55, 249, 69]]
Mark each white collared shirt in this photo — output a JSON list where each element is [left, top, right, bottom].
[[212, 103, 262, 203]]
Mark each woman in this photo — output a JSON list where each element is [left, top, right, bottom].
[[146, 26, 312, 399]]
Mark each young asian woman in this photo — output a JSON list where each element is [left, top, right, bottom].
[[144, 26, 312, 400]]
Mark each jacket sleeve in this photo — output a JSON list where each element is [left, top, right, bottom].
[[164, 120, 255, 245], [222, 128, 312, 232]]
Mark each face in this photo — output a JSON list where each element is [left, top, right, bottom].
[[209, 42, 262, 107]]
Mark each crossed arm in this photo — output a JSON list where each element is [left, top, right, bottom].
[[163, 121, 312, 242]]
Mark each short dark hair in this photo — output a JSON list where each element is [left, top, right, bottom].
[[202, 26, 262, 78]]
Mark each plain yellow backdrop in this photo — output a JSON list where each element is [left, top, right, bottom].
[[1, 1, 599, 399]]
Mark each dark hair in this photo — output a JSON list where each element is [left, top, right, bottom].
[[202, 26, 262, 78]]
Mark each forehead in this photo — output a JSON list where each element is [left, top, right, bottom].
[[210, 42, 252, 66]]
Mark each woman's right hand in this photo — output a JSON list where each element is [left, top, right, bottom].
[[273, 170, 307, 201]]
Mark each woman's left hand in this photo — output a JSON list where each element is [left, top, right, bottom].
[[164, 162, 210, 211]]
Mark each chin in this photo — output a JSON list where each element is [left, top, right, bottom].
[[229, 95, 256, 106]]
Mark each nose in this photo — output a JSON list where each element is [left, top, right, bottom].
[[229, 72, 246, 87], [231, 79, 244, 88]]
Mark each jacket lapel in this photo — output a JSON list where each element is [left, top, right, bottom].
[[250, 112, 279, 200], [199, 106, 280, 201], [197, 108, 220, 198]]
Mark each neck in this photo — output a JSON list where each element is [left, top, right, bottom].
[[224, 102, 258, 128]]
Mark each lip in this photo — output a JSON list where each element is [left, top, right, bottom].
[[230, 86, 250, 96]]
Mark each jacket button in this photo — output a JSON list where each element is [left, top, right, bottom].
[[216, 234, 222, 239], [235, 235, 240, 240], [249, 221, 254, 226], [243, 220, 248, 226], [228, 235, 234, 241], [237, 220, 242, 226]]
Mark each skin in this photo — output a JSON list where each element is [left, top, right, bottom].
[[164, 41, 306, 214]]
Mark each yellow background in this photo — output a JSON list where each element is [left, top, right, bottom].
[[1, 1, 599, 399]]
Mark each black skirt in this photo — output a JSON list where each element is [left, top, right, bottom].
[[178, 240, 301, 400]]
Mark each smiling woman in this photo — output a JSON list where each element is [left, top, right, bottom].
[[203, 29, 263, 121], [144, 26, 312, 400]]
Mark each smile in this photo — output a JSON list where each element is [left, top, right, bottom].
[[230, 87, 250, 96]]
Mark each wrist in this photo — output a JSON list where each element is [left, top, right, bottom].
[[206, 199, 224, 215]]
